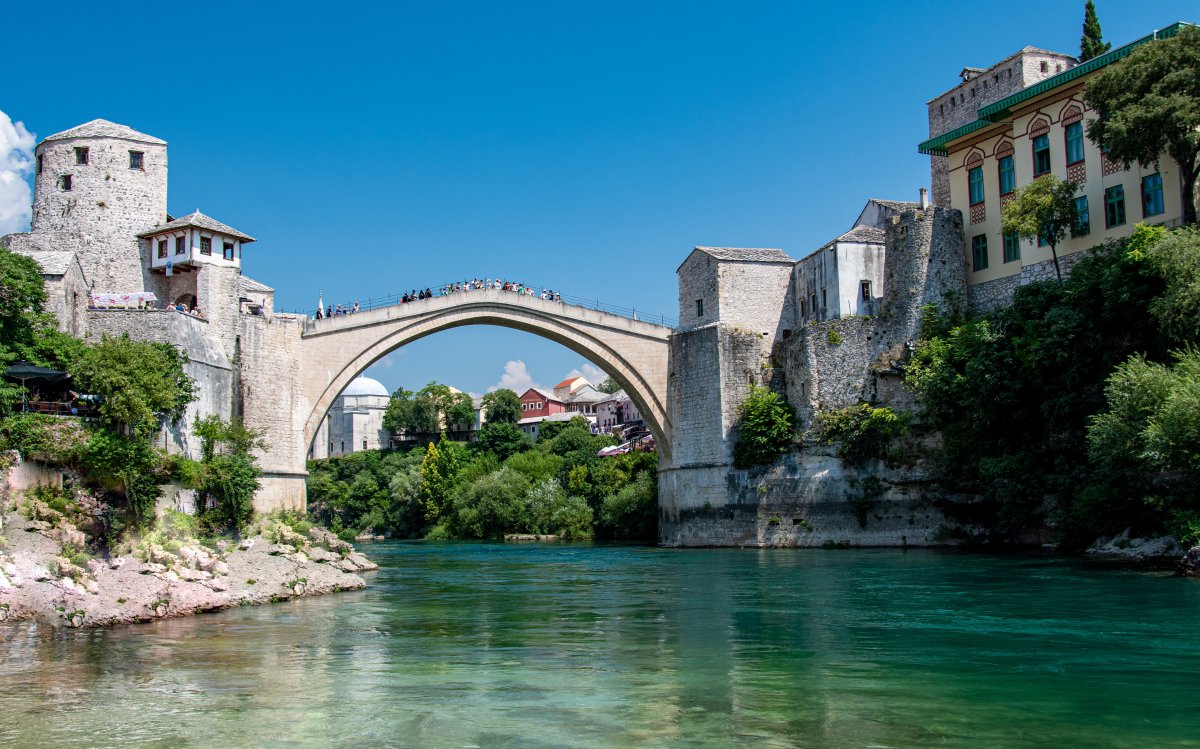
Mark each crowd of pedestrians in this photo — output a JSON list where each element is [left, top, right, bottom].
[[316, 278, 564, 319]]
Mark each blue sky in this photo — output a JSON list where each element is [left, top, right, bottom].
[[1, 1, 1193, 396]]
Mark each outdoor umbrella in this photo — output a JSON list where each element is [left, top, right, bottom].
[[2, 361, 70, 411]]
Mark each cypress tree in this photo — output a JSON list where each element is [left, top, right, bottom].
[[1079, 1, 1111, 62]]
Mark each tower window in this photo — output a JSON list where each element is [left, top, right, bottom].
[[200, 237, 212, 255], [223, 242, 235, 261], [37, 154, 43, 174], [129, 151, 144, 170], [1040, 61, 1048, 73], [363, 439, 367, 450], [695, 299, 703, 317], [157, 240, 167, 259], [860, 280, 872, 302], [175, 236, 186, 255], [74, 147, 89, 165], [60, 174, 72, 191]]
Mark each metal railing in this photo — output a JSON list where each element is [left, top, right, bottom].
[[294, 283, 677, 328]]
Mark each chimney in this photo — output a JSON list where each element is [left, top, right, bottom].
[[919, 187, 929, 210]]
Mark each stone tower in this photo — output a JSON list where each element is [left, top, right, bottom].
[[32, 119, 168, 293]]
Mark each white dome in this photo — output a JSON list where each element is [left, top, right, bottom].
[[341, 376, 390, 398]]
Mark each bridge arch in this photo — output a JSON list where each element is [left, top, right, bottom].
[[298, 290, 672, 463]]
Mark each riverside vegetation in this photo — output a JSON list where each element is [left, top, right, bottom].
[[306, 416, 658, 542], [0, 246, 375, 626]]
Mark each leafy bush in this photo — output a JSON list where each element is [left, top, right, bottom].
[[817, 403, 909, 466], [732, 385, 796, 469], [599, 472, 657, 540], [448, 468, 531, 539]]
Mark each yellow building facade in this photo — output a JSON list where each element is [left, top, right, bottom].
[[920, 22, 1194, 309]]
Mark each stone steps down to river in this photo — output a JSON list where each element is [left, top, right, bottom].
[[0, 513, 378, 628]]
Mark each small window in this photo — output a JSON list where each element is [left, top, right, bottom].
[[340, 441, 345, 453], [223, 241, 235, 261], [1056, 63, 1063, 73], [860, 281, 871, 302], [157, 240, 167, 259], [1003, 232, 1021, 263], [1033, 135, 1051, 176], [74, 147, 89, 165], [363, 439, 368, 450], [800, 299, 807, 318], [950, 98, 956, 108], [200, 236, 212, 255], [1065, 122, 1084, 165], [1073, 196, 1090, 237], [821, 288, 827, 309], [537, 402, 543, 410], [1142, 173, 1164, 217], [129, 151, 144, 170], [972, 234, 988, 271], [998, 155, 1015, 194], [939, 104, 944, 115], [37, 154, 43, 174], [1105, 185, 1126, 228], [60, 174, 72, 191], [696, 299, 703, 317], [1040, 61, 1048, 73], [968, 166, 985, 205], [175, 236, 186, 255]]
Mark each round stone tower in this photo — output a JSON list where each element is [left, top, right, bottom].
[[32, 119, 168, 293]]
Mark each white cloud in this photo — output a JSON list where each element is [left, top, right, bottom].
[[0, 111, 35, 235], [488, 359, 540, 393], [564, 362, 607, 385]]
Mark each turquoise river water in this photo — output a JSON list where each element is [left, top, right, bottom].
[[2, 542, 1200, 748]]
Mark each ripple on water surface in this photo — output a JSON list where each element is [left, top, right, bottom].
[[2, 543, 1199, 748]]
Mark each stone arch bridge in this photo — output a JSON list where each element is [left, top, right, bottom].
[[297, 290, 673, 462]]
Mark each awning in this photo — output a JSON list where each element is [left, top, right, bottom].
[[91, 291, 158, 307]]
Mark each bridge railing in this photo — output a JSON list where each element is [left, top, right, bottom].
[[291, 285, 678, 328]]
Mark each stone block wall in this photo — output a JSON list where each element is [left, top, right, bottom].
[[85, 309, 235, 461], [717, 261, 795, 343], [32, 137, 167, 294], [677, 253, 719, 332], [967, 244, 1103, 315], [236, 313, 309, 512], [659, 446, 946, 547]]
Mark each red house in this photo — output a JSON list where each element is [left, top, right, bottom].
[[519, 387, 566, 418]]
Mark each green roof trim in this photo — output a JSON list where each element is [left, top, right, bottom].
[[917, 119, 993, 156], [916, 21, 1194, 155], [978, 22, 1191, 121]]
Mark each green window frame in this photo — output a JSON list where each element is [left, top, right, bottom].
[[1065, 122, 1085, 164], [1105, 185, 1126, 228], [972, 234, 988, 272], [1072, 195, 1090, 237], [1033, 134, 1051, 176], [998, 155, 1015, 194], [1003, 232, 1020, 263], [968, 166, 984, 205], [1142, 173, 1164, 217]]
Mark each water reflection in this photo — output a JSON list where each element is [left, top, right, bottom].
[[2, 544, 1199, 748]]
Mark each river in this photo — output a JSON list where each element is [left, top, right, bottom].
[[2, 543, 1198, 748]]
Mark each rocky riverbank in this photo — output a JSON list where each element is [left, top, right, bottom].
[[0, 507, 377, 629]]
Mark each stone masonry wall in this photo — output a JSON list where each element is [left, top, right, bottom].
[[32, 137, 167, 293], [676, 253, 719, 332], [662, 206, 967, 546], [967, 244, 1102, 315], [84, 309, 234, 460], [717, 261, 795, 344], [236, 313, 309, 512]]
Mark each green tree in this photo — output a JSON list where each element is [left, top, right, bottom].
[[538, 415, 591, 442], [447, 467, 531, 539], [71, 335, 193, 434], [476, 422, 532, 459], [597, 377, 621, 394], [416, 434, 466, 522], [1084, 25, 1200, 225], [732, 385, 796, 469], [1001, 175, 1079, 282], [189, 415, 264, 531], [481, 388, 522, 424], [816, 403, 909, 466], [1078, 1, 1111, 62], [1088, 350, 1200, 543], [1143, 226, 1200, 345]]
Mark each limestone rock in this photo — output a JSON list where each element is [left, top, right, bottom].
[[1178, 546, 1200, 577], [139, 562, 167, 575], [309, 527, 351, 552], [267, 544, 295, 556], [332, 559, 359, 573], [346, 552, 377, 571], [307, 546, 338, 563], [1087, 529, 1183, 565]]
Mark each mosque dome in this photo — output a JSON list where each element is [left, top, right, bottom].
[[341, 376, 390, 398]]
